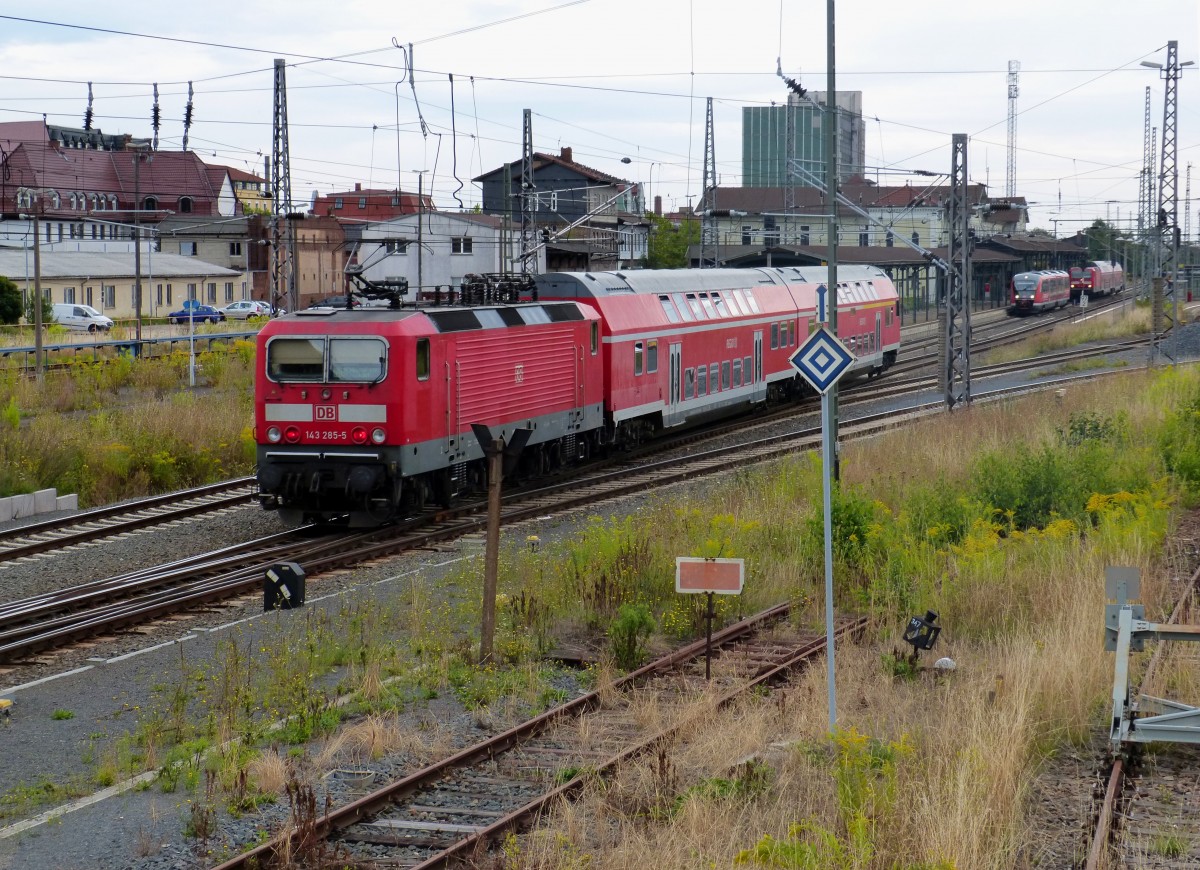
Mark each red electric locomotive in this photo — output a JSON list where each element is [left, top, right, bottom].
[[254, 266, 901, 526], [1008, 270, 1071, 315], [255, 299, 604, 526], [1069, 261, 1124, 304]]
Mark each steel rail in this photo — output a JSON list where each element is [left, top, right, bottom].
[[0, 363, 1143, 664], [211, 606, 866, 869], [1083, 564, 1200, 869]]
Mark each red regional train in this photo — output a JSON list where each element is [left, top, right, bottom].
[[1069, 260, 1125, 304], [254, 266, 901, 526], [1007, 270, 1071, 315]]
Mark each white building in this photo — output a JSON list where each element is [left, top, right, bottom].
[[351, 212, 544, 295]]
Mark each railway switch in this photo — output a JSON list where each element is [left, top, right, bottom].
[[264, 562, 306, 611]]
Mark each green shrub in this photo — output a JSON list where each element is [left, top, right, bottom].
[[608, 602, 656, 670]]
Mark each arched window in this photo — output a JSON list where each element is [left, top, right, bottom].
[[178, 196, 194, 214], [69, 193, 78, 210], [89, 193, 99, 211], [16, 190, 32, 209], [143, 195, 158, 212], [108, 195, 118, 210]]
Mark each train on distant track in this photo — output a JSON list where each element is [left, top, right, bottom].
[[1008, 269, 1072, 315], [254, 266, 901, 526], [1069, 260, 1125, 304]]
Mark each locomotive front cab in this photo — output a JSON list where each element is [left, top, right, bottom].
[[257, 331, 404, 526], [1009, 272, 1040, 314]]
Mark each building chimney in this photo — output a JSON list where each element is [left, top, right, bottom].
[[654, 195, 662, 216], [354, 182, 362, 191], [560, 146, 572, 163]]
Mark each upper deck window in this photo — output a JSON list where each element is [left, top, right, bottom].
[[659, 296, 682, 323], [672, 294, 695, 322], [699, 294, 718, 318]]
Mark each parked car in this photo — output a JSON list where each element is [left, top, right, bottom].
[[51, 303, 114, 333], [219, 300, 273, 321], [167, 304, 226, 325], [307, 295, 360, 310]]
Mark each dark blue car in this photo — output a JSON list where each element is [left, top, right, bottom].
[[167, 305, 226, 325]]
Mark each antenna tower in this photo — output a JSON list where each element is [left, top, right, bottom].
[[520, 108, 537, 274], [1005, 61, 1019, 198], [271, 58, 296, 313], [700, 97, 717, 268]]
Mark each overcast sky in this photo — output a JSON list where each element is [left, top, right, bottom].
[[0, 1, 1196, 234]]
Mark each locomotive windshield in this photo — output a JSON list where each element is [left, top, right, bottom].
[[267, 337, 387, 383], [1012, 274, 1040, 296]]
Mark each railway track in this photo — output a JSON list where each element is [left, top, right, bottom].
[[1084, 565, 1200, 867], [210, 604, 867, 869], [0, 478, 258, 569], [0, 348, 1143, 665]]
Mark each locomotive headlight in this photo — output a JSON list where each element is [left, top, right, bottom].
[[371, 427, 386, 444], [267, 426, 282, 443], [351, 427, 368, 444], [284, 426, 301, 443]]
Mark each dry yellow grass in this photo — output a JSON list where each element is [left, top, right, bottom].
[[511, 368, 1182, 869]]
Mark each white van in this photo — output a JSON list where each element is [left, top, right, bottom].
[[52, 303, 114, 333]]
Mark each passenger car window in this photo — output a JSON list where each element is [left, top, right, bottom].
[[647, 340, 658, 373], [697, 365, 708, 396], [659, 296, 682, 324], [634, 341, 644, 376], [685, 368, 695, 399], [672, 293, 695, 322]]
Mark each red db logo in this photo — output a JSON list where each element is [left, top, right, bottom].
[[315, 405, 337, 421]]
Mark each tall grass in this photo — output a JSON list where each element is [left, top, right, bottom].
[[0, 346, 255, 503], [506, 366, 1197, 868]]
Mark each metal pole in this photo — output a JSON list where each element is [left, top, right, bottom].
[[417, 173, 424, 295], [133, 150, 143, 346], [480, 438, 504, 665], [821, 387, 836, 731], [825, 0, 840, 482], [705, 591, 714, 681], [31, 210, 43, 380]]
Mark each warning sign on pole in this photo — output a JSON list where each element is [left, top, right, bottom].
[[675, 557, 744, 594]]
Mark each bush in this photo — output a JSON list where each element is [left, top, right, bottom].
[[608, 602, 656, 670]]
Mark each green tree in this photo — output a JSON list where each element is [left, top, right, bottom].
[[23, 287, 52, 328], [1085, 219, 1119, 262], [645, 212, 700, 269], [0, 276, 22, 325]]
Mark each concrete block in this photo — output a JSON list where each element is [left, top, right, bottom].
[[10, 493, 34, 519], [55, 494, 79, 512], [33, 488, 56, 514], [0, 498, 12, 524]]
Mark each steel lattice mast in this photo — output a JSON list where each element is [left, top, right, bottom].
[[700, 97, 717, 267], [1151, 41, 1186, 363], [1005, 61, 1019, 199], [271, 59, 295, 313], [1139, 86, 1152, 242], [943, 133, 971, 409], [520, 109, 537, 274]]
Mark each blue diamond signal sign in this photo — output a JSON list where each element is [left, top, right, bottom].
[[790, 326, 855, 394]]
